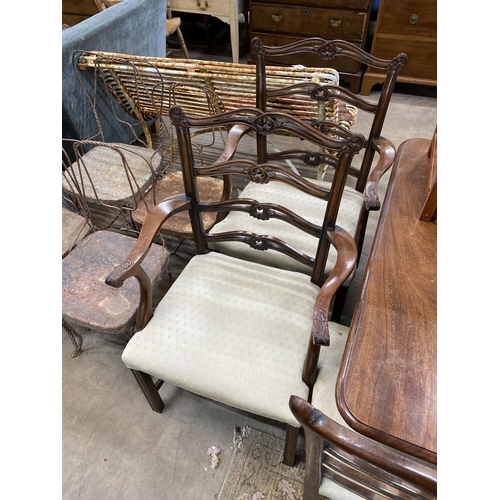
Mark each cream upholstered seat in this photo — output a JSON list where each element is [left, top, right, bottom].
[[289, 338, 437, 499], [210, 38, 408, 320], [106, 106, 365, 466], [122, 251, 323, 426]]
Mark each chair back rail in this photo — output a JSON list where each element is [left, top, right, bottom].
[[252, 37, 407, 185]]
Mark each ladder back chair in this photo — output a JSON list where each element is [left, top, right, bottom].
[[290, 395, 437, 498], [210, 38, 408, 320], [105, 106, 365, 466]]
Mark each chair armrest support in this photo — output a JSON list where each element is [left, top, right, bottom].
[[214, 124, 251, 163], [312, 226, 358, 346], [289, 396, 437, 496], [363, 137, 396, 211]]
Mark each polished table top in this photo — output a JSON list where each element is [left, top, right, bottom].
[[336, 138, 437, 465]]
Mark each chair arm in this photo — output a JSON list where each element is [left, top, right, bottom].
[[363, 137, 396, 211], [214, 124, 251, 163], [289, 396, 437, 495], [106, 194, 191, 287], [312, 226, 358, 346]]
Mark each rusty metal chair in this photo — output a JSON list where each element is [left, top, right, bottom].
[[62, 142, 170, 358]]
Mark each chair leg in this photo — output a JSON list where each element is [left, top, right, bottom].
[[130, 369, 165, 413], [283, 425, 300, 466], [303, 429, 323, 500], [176, 27, 190, 59]]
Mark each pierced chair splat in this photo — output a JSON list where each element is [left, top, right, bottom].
[[105, 106, 365, 466]]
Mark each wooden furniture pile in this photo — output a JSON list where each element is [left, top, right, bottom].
[[169, 0, 248, 63]]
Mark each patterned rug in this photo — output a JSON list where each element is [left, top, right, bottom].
[[218, 426, 327, 500]]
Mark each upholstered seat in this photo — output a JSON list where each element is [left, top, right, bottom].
[[210, 38, 407, 320], [122, 251, 334, 426]]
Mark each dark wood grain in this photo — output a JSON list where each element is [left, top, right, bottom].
[[336, 138, 437, 464]]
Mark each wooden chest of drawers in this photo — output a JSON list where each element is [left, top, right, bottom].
[[360, 0, 437, 94], [249, 0, 372, 93]]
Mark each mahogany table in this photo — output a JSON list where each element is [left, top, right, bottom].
[[336, 137, 437, 465]]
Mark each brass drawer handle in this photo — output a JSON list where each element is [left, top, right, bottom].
[[197, 0, 208, 10], [330, 19, 342, 27], [409, 14, 419, 24], [272, 14, 283, 23]]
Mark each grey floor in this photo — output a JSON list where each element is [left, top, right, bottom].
[[62, 21, 437, 500]]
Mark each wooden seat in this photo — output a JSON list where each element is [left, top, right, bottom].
[[62, 206, 91, 258], [62, 141, 163, 231], [62, 230, 169, 357], [105, 106, 364, 466], [166, 1, 189, 59], [62, 143, 170, 357], [210, 38, 407, 320]]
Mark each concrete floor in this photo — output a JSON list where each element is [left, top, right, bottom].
[[62, 23, 437, 500]]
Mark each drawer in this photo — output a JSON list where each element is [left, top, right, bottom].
[[371, 34, 436, 82], [251, 0, 371, 9], [375, 0, 437, 37], [170, 0, 229, 14], [250, 32, 362, 73], [251, 4, 368, 40]]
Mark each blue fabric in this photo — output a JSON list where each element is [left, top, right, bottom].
[[62, 0, 166, 149]]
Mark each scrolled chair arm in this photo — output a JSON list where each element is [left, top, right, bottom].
[[363, 137, 396, 211], [311, 226, 358, 346], [214, 124, 251, 163], [106, 194, 191, 287], [105, 194, 191, 329], [302, 225, 357, 388]]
